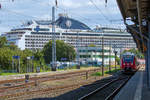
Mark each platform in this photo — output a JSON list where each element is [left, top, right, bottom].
[[114, 65, 150, 100]]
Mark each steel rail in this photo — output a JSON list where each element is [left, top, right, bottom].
[[105, 77, 130, 100], [0, 68, 100, 85], [78, 77, 130, 100], [0, 78, 105, 99], [0, 69, 101, 93]]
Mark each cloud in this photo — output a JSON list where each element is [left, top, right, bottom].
[[0, 26, 10, 35], [60, 0, 82, 8], [87, 0, 105, 6], [38, 14, 52, 20], [0, 0, 124, 32]]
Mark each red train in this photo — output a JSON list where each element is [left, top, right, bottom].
[[121, 52, 138, 72]]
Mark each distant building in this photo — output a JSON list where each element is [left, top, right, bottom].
[[78, 47, 115, 65], [2, 14, 136, 53]]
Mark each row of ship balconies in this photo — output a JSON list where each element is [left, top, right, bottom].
[[25, 40, 136, 46], [25, 38, 135, 43]]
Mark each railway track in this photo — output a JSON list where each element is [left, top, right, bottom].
[[0, 74, 120, 100], [0, 68, 102, 99], [0, 68, 100, 91], [0, 81, 94, 100], [0, 66, 139, 100], [0, 68, 100, 84], [78, 75, 131, 100], [0, 76, 108, 100]]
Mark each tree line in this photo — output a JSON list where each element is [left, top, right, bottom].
[[0, 37, 76, 73]]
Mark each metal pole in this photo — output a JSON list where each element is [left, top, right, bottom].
[[120, 47, 122, 68], [95, 49, 96, 66], [15, 59, 17, 73], [18, 58, 20, 73], [147, 21, 150, 88], [52, 6, 56, 71], [32, 58, 34, 72], [109, 42, 111, 72], [115, 51, 117, 70], [114, 45, 117, 70], [102, 37, 104, 76], [145, 51, 149, 87], [77, 31, 80, 69], [12, 57, 14, 73], [32, 39, 34, 72], [27, 59, 28, 73]]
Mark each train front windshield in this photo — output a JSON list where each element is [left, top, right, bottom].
[[123, 55, 134, 63]]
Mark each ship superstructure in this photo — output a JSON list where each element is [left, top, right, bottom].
[[2, 14, 136, 51]]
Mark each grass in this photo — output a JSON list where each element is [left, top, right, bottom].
[[105, 69, 120, 74], [91, 72, 103, 76], [0, 65, 120, 76], [105, 65, 120, 68], [0, 73, 20, 76], [57, 65, 97, 71], [91, 68, 120, 76]]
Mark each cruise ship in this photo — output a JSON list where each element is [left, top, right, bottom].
[[2, 14, 136, 51]]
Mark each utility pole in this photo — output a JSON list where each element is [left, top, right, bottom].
[[12, 57, 14, 73], [32, 38, 35, 72], [109, 42, 111, 72], [76, 31, 80, 69], [94, 49, 96, 66], [18, 58, 20, 73], [114, 50, 117, 70], [102, 37, 104, 76], [52, 6, 56, 71], [120, 47, 122, 68]]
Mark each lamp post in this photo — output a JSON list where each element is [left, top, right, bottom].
[[102, 37, 104, 76], [12, 56, 20, 73], [120, 47, 122, 67], [27, 56, 30, 73], [12, 56, 14, 73], [114, 50, 117, 70], [91, 50, 94, 66], [94, 49, 96, 66], [31, 56, 34, 72]]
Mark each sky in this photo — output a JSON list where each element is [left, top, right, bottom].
[[0, 0, 125, 34]]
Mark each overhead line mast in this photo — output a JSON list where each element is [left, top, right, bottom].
[[51, 0, 57, 71]]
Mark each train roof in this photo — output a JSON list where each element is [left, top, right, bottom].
[[122, 52, 135, 56]]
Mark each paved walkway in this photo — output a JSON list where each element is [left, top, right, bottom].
[[114, 65, 150, 100]]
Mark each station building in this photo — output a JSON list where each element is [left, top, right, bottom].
[[78, 46, 115, 65]]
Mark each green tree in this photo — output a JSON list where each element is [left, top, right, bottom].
[[88, 44, 96, 47], [0, 47, 14, 70], [34, 49, 45, 69], [0, 37, 7, 48], [116, 56, 120, 65], [43, 40, 76, 64], [34, 49, 43, 61], [6, 45, 18, 50], [123, 48, 144, 59]]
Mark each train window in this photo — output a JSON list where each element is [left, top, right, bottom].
[[125, 55, 132, 58], [123, 55, 134, 62]]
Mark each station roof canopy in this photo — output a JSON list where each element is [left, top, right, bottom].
[[116, 0, 150, 53]]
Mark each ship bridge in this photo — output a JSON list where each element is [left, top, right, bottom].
[[116, 0, 150, 87]]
